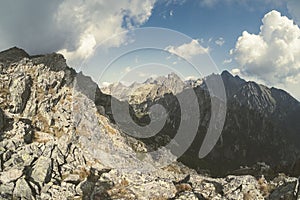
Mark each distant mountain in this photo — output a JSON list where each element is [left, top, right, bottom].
[[101, 82, 132, 101], [101, 72, 203, 106]]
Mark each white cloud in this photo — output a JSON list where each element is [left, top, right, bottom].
[[223, 58, 232, 64], [101, 82, 111, 87], [165, 39, 209, 60], [56, 0, 156, 65], [231, 68, 241, 76], [0, 0, 156, 66], [232, 10, 300, 99], [215, 37, 225, 46]]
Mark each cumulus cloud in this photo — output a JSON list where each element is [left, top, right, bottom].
[[165, 39, 209, 60], [57, 0, 156, 64], [0, 0, 156, 66], [215, 37, 225, 46], [231, 68, 241, 76], [231, 10, 300, 99]]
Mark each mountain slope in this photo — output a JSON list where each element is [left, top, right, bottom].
[[129, 70, 300, 177]]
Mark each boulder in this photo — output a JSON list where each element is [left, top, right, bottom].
[[13, 178, 33, 199], [0, 182, 14, 199], [268, 181, 298, 200], [9, 74, 32, 113], [31, 156, 53, 184], [0, 168, 23, 184]]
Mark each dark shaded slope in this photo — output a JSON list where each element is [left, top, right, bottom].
[[131, 71, 300, 177]]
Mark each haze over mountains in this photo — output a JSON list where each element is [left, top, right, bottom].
[[101, 72, 202, 104], [0, 47, 299, 199]]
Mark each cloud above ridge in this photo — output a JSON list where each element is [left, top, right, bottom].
[[231, 10, 300, 99], [0, 0, 156, 66]]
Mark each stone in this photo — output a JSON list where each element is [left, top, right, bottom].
[[0, 168, 23, 184], [28, 180, 40, 196], [40, 192, 52, 200], [13, 177, 32, 199], [9, 73, 32, 113], [269, 181, 298, 200], [0, 182, 14, 199], [18, 150, 35, 166], [31, 156, 53, 184], [63, 174, 81, 185]]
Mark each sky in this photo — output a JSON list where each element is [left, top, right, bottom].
[[0, 0, 300, 99]]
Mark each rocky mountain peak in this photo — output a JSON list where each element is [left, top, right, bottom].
[[220, 71, 300, 115], [30, 53, 68, 72], [221, 70, 246, 98], [0, 47, 69, 74], [221, 70, 233, 77], [168, 71, 181, 79], [0, 47, 29, 66], [103, 72, 186, 105], [144, 77, 154, 84]]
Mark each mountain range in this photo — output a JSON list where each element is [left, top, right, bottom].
[[103, 69, 300, 178], [0, 47, 299, 199]]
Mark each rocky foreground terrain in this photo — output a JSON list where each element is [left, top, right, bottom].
[[0, 47, 299, 199]]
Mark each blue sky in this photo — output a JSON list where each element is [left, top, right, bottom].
[[142, 0, 291, 70], [0, 0, 299, 99]]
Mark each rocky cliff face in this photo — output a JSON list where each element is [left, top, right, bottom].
[[0, 47, 299, 199]]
